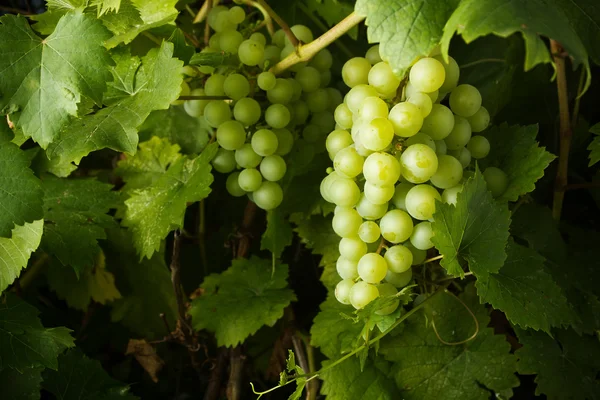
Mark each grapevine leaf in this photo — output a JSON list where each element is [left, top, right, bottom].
[[0, 294, 75, 372], [94, 0, 122, 16], [261, 209, 293, 259], [554, 0, 600, 65], [190, 256, 296, 347], [42, 349, 139, 400], [355, 0, 459, 77], [285, 350, 307, 400], [588, 122, 600, 166], [380, 284, 519, 399], [0, 13, 112, 147], [479, 124, 556, 201], [169, 28, 195, 63], [441, 0, 591, 91], [0, 142, 44, 238], [121, 142, 218, 259], [189, 51, 237, 67], [0, 220, 44, 293], [0, 366, 44, 400], [41, 176, 121, 276], [431, 169, 511, 277], [475, 241, 573, 332], [99, 0, 143, 36], [515, 327, 600, 399], [46, 42, 183, 174]]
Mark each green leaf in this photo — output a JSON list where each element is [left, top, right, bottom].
[[190, 256, 296, 347], [99, 0, 143, 36], [41, 176, 120, 276], [0, 294, 75, 371], [479, 124, 556, 201], [189, 51, 237, 67], [169, 28, 195, 63], [0, 366, 44, 400], [261, 209, 293, 259], [516, 327, 600, 399], [355, 0, 459, 77], [0, 220, 44, 293], [431, 169, 511, 277], [285, 350, 307, 400], [46, 42, 183, 174], [554, 0, 600, 65], [0, 142, 44, 238], [380, 284, 519, 399], [94, 0, 122, 16], [588, 122, 600, 166], [42, 349, 139, 400], [121, 142, 218, 259], [0, 13, 112, 147], [475, 241, 573, 332], [441, 0, 591, 91]]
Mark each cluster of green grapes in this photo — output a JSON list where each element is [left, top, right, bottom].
[[179, 5, 341, 210], [323, 46, 507, 312]]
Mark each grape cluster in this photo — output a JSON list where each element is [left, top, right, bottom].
[[180, 5, 341, 210], [323, 46, 507, 311]]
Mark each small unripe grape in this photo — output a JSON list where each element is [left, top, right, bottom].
[[310, 49, 333, 71], [349, 281, 379, 309], [421, 104, 455, 140], [467, 106, 490, 132], [448, 147, 472, 169], [466, 135, 490, 159], [253, 181, 283, 210], [204, 100, 231, 128], [219, 30, 244, 54], [483, 167, 508, 198], [365, 45, 382, 65], [342, 57, 372, 88], [385, 268, 412, 288], [410, 221, 434, 250], [379, 209, 414, 244], [216, 120, 246, 150], [405, 184, 441, 220], [205, 74, 226, 96], [260, 155, 287, 182], [384, 245, 413, 273], [336, 256, 359, 280], [356, 194, 388, 220], [233, 97, 261, 126], [238, 40, 265, 66], [265, 104, 291, 129], [223, 73, 250, 100], [409, 57, 445, 93], [235, 144, 262, 168], [444, 116, 472, 150], [258, 71, 276, 91], [358, 221, 381, 243], [335, 279, 355, 305], [238, 168, 262, 192], [212, 148, 236, 173], [429, 155, 463, 189], [434, 55, 460, 93], [274, 129, 294, 156], [332, 208, 363, 238], [339, 237, 368, 261], [449, 84, 482, 117], [405, 132, 436, 151], [251, 129, 278, 156], [391, 182, 414, 211], [226, 172, 246, 197], [358, 253, 388, 283]]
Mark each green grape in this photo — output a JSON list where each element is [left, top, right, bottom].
[[265, 104, 291, 129], [238, 39, 265, 66], [258, 71, 276, 91], [238, 168, 262, 192], [342, 57, 372, 88], [339, 237, 368, 261], [326, 130, 353, 158], [410, 221, 434, 250], [364, 181, 395, 205], [357, 96, 389, 122], [288, 24, 314, 44], [363, 152, 402, 186], [253, 181, 283, 210], [267, 78, 294, 104], [405, 132, 436, 151], [334, 146, 364, 178], [219, 30, 244, 54], [467, 106, 490, 132], [407, 92, 433, 118], [368, 61, 400, 94], [216, 120, 246, 150], [205, 74, 226, 96], [272, 29, 286, 48], [183, 88, 209, 117], [483, 167, 508, 198], [228, 6, 245, 23], [295, 66, 321, 93], [434, 55, 460, 93], [260, 155, 287, 182], [466, 135, 490, 159], [435, 140, 447, 156], [384, 245, 413, 273], [358, 221, 380, 243], [290, 100, 309, 125], [233, 97, 261, 126], [375, 283, 400, 315], [329, 177, 361, 207], [429, 154, 463, 189], [358, 253, 388, 283], [334, 103, 353, 129], [273, 128, 294, 156], [172, 81, 190, 105], [204, 100, 231, 128], [305, 89, 330, 113], [405, 184, 441, 220], [249, 32, 266, 45], [181, 65, 198, 77], [235, 143, 262, 168], [226, 172, 246, 197], [212, 148, 236, 173], [336, 256, 359, 279], [409, 57, 446, 93], [356, 194, 388, 220], [388, 102, 423, 137], [360, 117, 394, 151], [345, 84, 379, 113], [223, 73, 250, 100], [421, 104, 455, 140], [251, 129, 279, 156], [400, 144, 439, 184], [207, 6, 228, 29], [349, 281, 379, 309], [303, 124, 322, 143], [365, 45, 382, 65], [392, 182, 414, 211], [405, 81, 438, 102], [405, 242, 426, 265], [335, 279, 355, 305], [448, 147, 472, 168], [319, 70, 330, 89], [208, 33, 221, 51], [385, 269, 412, 288], [442, 184, 463, 205], [327, 88, 343, 110], [213, 10, 236, 32], [263, 45, 281, 64], [310, 49, 333, 71], [444, 115, 472, 150], [320, 172, 338, 203], [449, 84, 482, 117], [379, 209, 414, 244], [332, 208, 363, 238]]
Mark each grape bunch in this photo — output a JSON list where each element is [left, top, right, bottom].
[[323, 46, 507, 311], [179, 5, 341, 210]]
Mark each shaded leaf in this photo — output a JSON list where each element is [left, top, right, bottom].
[[261, 209, 293, 259], [0, 220, 44, 293], [0, 366, 44, 400]]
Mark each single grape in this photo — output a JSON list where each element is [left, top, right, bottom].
[[319, 70, 331, 88], [435, 139, 447, 156], [363, 152, 402, 186], [360, 118, 395, 151], [181, 65, 198, 77], [212, 9, 235, 32], [449, 84, 482, 117], [405, 242, 427, 265], [295, 66, 321, 93], [263, 45, 281, 64], [238, 39, 265, 66], [442, 184, 463, 205], [409, 57, 446, 93], [405, 81, 438, 102], [205, 74, 226, 96], [434, 55, 460, 93], [384, 245, 413, 273], [249, 32, 266, 45], [235, 143, 262, 168], [444, 115, 472, 150], [365, 45, 382, 64], [273, 128, 294, 156], [233, 97, 261, 126], [429, 154, 463, 189], [358, 221, 381, 243], [400, 144, 439, 184], [407, 92, 433, 118], [208, 33, 221, 51], [483, 167, 508, 198], [405, 132, 436, 151], [238, 168, 262, 192], [336, 256, 359, 279], [320, 172, 339, 203], [253, 181, 283, 210], [421, 104, 455, 140], [368, 61, 400, 94], [310, 49, 333, 71], [172, 81, 190, 105], [288, 24, 314, 44], [267, 79, 294, 104], [388, 102, 423, 137], [204, 100, 231, 128], [391, 182, 414, 211], [327, 88, 343, 111], [358, 253, 388, 283], [379, 209, 414, 244], [216, 120, 246, 150], [356, 194, 388, 220], [342, 57, 372, 88], [212, 148, 236, 173], [272, 29, 286, 47], [258, 71, 276, 91], [375, 283, 400, 315], [260, 155, 287, 182], [410, 221, 434, 250], [335, 279, 355, 305], [448, 147, 472, 169], [226, 172, 246, 197], [467, 135, 490, 159], [385, 269, 412, 288], [251, 129, 278, 156], [344, 84, 379, 113], [467, 106, 490, 132], [329, 177, 361, 207], [183, 88, 209, 117], [405, 184, 441, 220], [223, 74, 250, 100], [349, 281, 379, 309], [357, 96, 389, 122], [334, 146, 364, 178], [326, 130, 353, 158], [364, 181, 395, 205], [332, 208, 363, 238], [339, 237, 368, 261], [219, 30, 244, 54], [265, 104, 291, 129]]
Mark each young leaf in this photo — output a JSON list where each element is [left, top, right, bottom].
[[261, 209, 293, 259], [587, 122, 600, 166], [479, 124, 556, 201], [42, 349, 139, 400], [285, 349, 307, 400], [380, 284, 519, 399], [515, 327, 600, 399], [0, 366, 44, 400], [431, 169, 511, 277], [190, 256, 296, 347], [0, 13, 112, 147], [0, 294, 75, 371], [0, 220, 44, 293], [554, 0, 600, 65]]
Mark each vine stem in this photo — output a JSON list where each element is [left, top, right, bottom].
[[550, 40, 572, 221], [422, 254, 443, 264], [270, 11, 365, 75], [255, 0, 298, 46], [194, 0, 220, 24], [375, 238, 387, 254]]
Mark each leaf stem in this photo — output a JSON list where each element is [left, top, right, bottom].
[[459, 58, 506, 69], [295, 2, 353, 58], [375, 237, 387, 254], [422, 254, 443, 264], [255, 0, 298, 46], [270, 11, 365, 75]]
